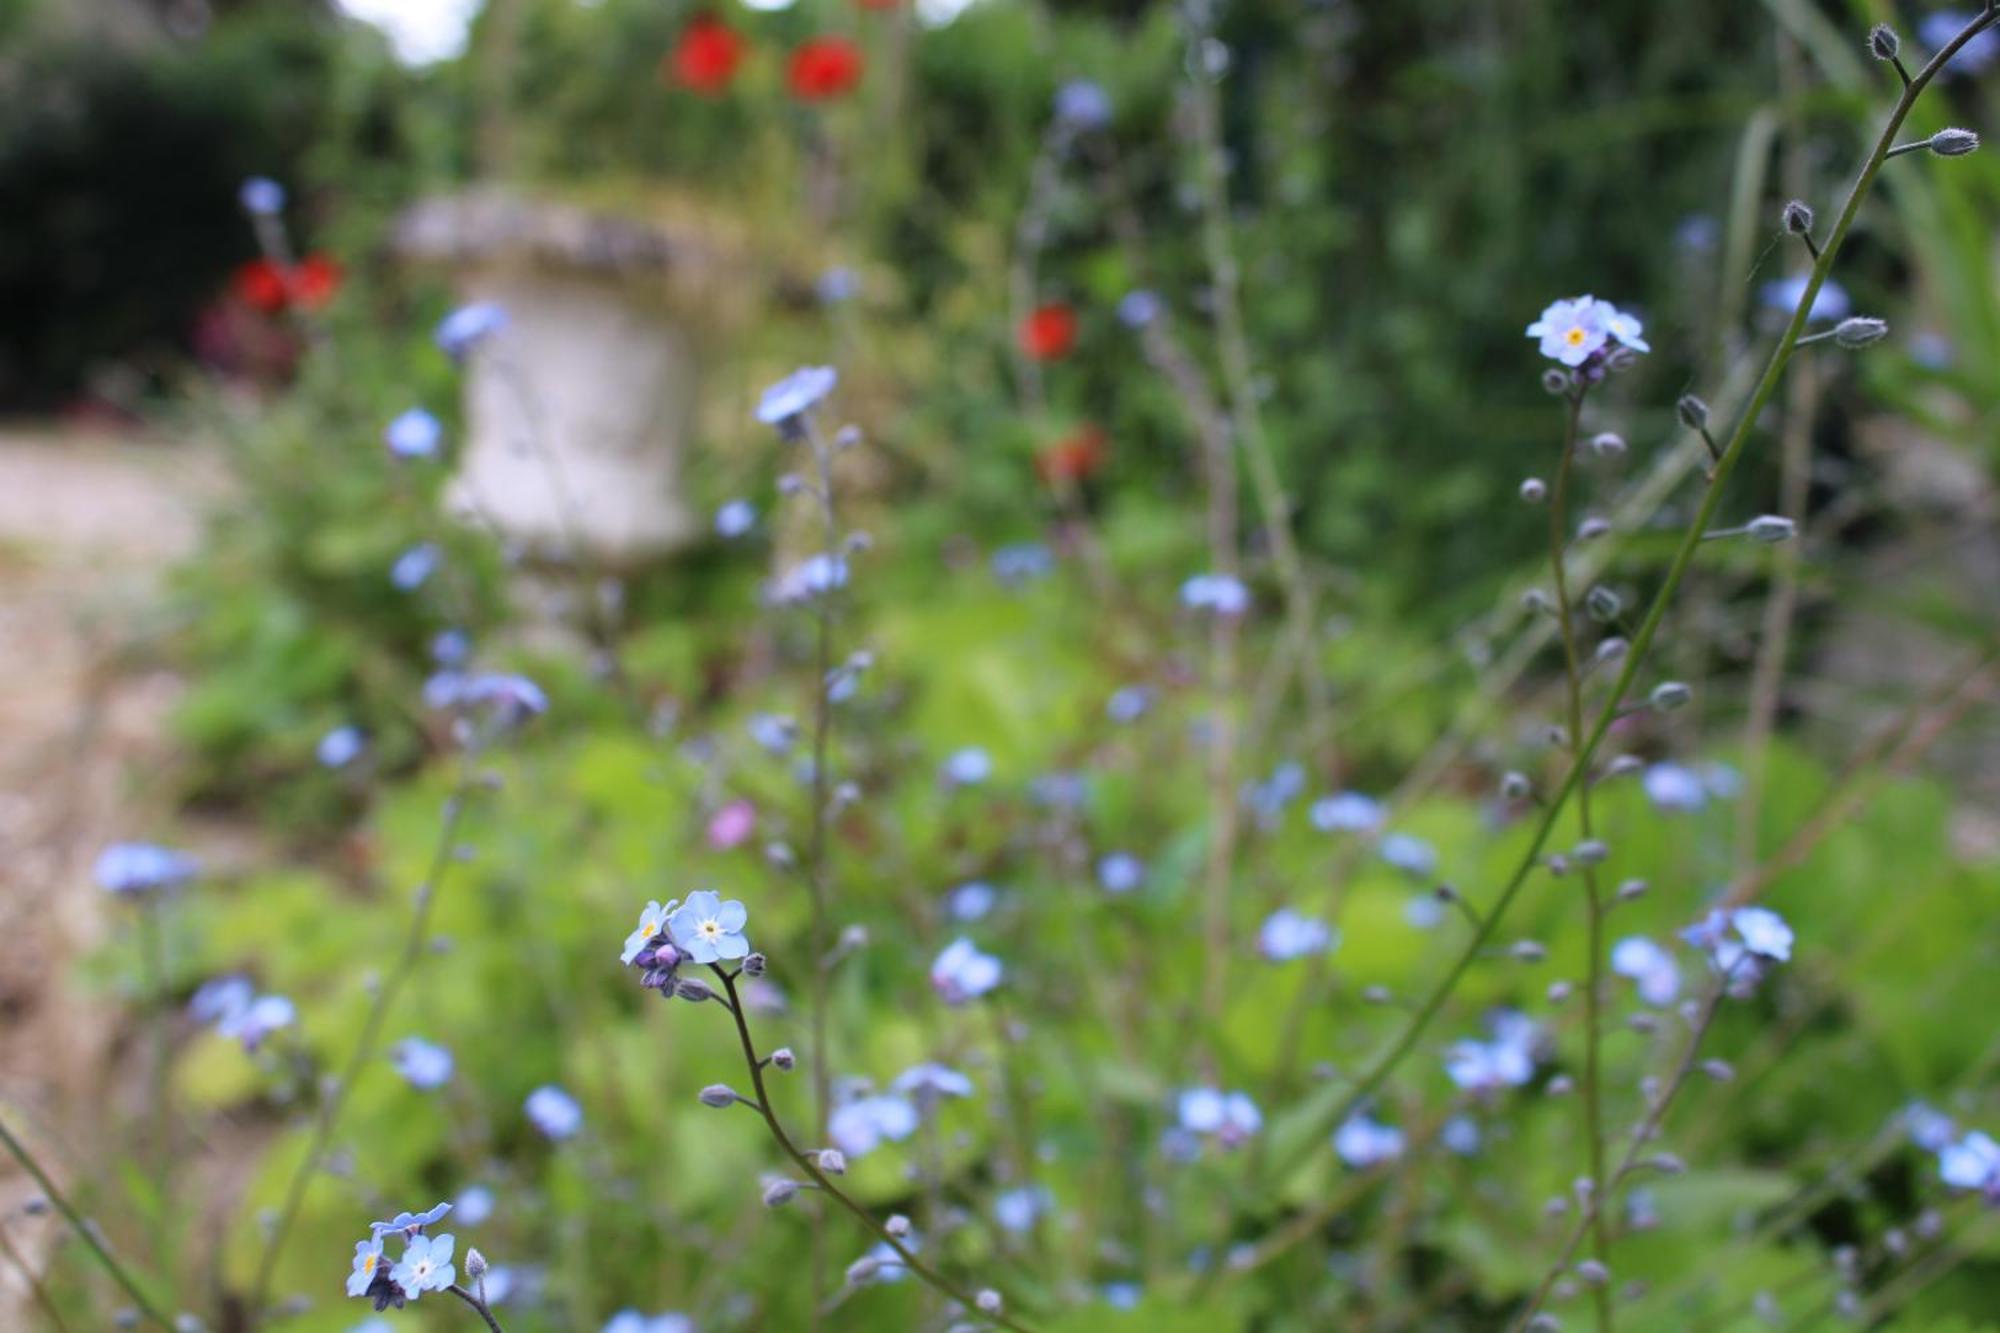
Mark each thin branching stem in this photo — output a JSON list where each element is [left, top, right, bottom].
[[0, 1110, 171, 1328], [1253, 3, 2000, 1195], [447, 1282, 508, 1332], [247, 755, 483, 1323], [1544, 394, 1615, 1331], [711, 968, 1034, 1332]]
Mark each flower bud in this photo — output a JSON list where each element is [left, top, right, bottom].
[[1501, 770, 1532, 800], [1617, 878, 1648, 901], [1520, 477, 1548, 503], [1547, 980, 1574, 1003], [1833, 316, 1889, 348], [743, 952, 767, 977], [817, 1148, 848, 1175], [1542, 368, 1572, 395], [762, 1179, 801, 1208], [1640, 1153, 1686, 1175], [1746, 515, 1796, 543], [1546, 1074, 1575, 1096], [1676, 394, 1709, 431], [1930, 128, 1980, 157], [977, 1290, 1004, 1315], [698, 1084, 742, 1108], [1650, 681, 1692, 711], [675, 978, 716, 1003], [1512, 940, 1548, 963], [885, 1213, 912, 1237], [770, 1047, 796, 1071], [466, 1248, 488, 1280], [1585, 585, 1621, 621], [1588, 431, 1626, 459], [1594, 637, 1628, 665], [1576, 1259, 1610, 1286], [1576, 517, 1610, 541], [1545, 853, 1569, 878], [1521, 588, 1553, 615], [1868, 23, 1899, 61], [1574, 839, 1609, 865], [846, 1256, 882, 1285], [1781, 199, 1814, 236], [1700, 1058, 1736, 1082]]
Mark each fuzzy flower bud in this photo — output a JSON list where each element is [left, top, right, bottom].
[[1501, 770, 1532, 800], [885, 1213, 912, 1237], [1929, 128, 1980, 157], [1585, 585, 1621, 621], [1833, 316, 1889, 348], [674, 977, 716, 1003], [742, 952, 768, 977], [770, 1047, 796, 1071], [1542, 368, 1572, 396], [1676, 394, 1710, 431], [1781, 199, 1814, 236], [1746, 515, 1797, 543], [1574, 839, 1609, 865], [1589, 431, 1626, 459], [699, 1084, 743, 1109], [1576, 1259, 1611, 1286], [1617, 878, 1648, 901], [977, 1290, 1004, 1315], [817, 1148, 848, 1175], [1576, 517, 1611, 541], [465, 1248, 488, 1280], [1520, 477, 1548, 503], [1650, 681, 1692, 711], [762, 1179, 801, 1208], [1868, 23, 1899, 61]]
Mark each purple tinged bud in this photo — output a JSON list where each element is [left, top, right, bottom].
[[1746, 515, 1796, 543], [1700, 1059, 1735, 1082], [1650, 681, 1691, 711], [1547, 981, 1573, 1003], [1512, 941, 1548, 962], [1576, 517, 1610, 541], [674, 978, 715, 1003], [817, 1149, 848, 1175], [1546, 1075, 1575, 1096], [977, 1290, 1004, 1315], [1930, 128, 1980, 157], [1781, 199, 1814, 236], [1520, 477, 1548, 503], [1576, 1259, 1610, 1286], [1617, 878, 1648, 901], [1585, 585, 1621, 621], [885, 1214, 911, 1237], [1574, 839, 1609, 865], [1642, 1153, 1686, 1175], [1501, 770, 1532, 800], [465, 1248, 488, 1280], [1589, 431, 1626, 459], [770, 1047, 796, 1071], [1833, 316, 1889, 348], [699, 1084, 742, 1109], [1542, 369, 1572, 395], [743, 952, 767, 977], [1677, 394, 1710, 430], [1869, 23, 1899, 61], [763, 1179, 801, 1208], [846, 1257, 882, 1285]]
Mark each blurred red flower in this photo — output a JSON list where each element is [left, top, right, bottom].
[[290, 254, 343, 310], [788, 37, 863, 101], [231, 254, 343, 314], [1019, 303, 1079, 361], [668, 16, 747, 95], [1036, 425, 1109, 485], [232, 259, 290, 314]]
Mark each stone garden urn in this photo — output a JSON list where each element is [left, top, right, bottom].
[[392, 188, 765, 570]]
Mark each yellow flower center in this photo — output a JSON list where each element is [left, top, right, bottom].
[[363, 1254, 377, 1274], [1564, 326, 1588, 347]]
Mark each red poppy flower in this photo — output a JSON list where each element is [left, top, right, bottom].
[[290, 253, 343, 310], [668, 16, 746, 95], [1035, 425, 1109, 485], [1019, 303, 1079, 361], [232, 258, 290, 314], [788, 37, 863, 101]]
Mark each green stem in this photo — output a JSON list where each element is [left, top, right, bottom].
[[246, 760, 481, 1323], [712, 968, 1034, 1332], [1545, 396, 1615, 1331], [0, 1110, 171, 1328], [1254, 3, 1999, 1193]]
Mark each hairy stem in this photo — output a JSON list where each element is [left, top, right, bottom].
[[1544, 395, 1615, 1331], [448, 1282, 508, 1332], [712, 968, 1033, 1332]]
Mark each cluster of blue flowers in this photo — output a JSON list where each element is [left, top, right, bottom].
[[345, 1203, 457, 1311]]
